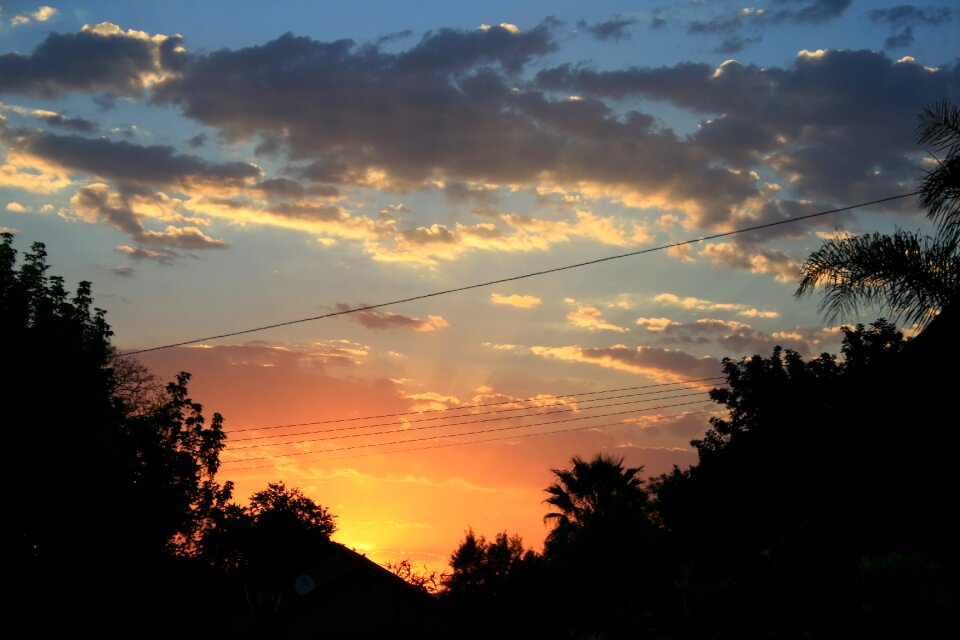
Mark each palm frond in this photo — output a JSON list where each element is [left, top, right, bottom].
[[917, 99, 960, 235], [919, 153, 960, 238], [796, 230, 960, 327], [917, 99, 960, 157]]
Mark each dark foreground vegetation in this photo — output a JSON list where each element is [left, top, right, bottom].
[[4, 102, 959, 637], [440, 317, 958, 638]]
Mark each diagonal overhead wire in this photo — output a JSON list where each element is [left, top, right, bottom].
[[221, 398, 713, 464], [229, 379, 724, 441], [226, 389, 711, 449], [223, 408, 714, 470], [229, 377, 725, 433], [124, 192, 918, 355]]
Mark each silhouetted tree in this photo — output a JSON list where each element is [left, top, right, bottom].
[[384, 559, 447, 595], [647, 319, 960, 634], [544, 453, 652, 553], [918, 99, 960, 242], [445, 528, 533, 597], [1, 234, 232, 632], [199, 482, 335, 581], [540, 454, 663, 636], [797, 100, 960, 327]]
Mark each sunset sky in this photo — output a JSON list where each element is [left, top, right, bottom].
[[2, 0, 958, 572]]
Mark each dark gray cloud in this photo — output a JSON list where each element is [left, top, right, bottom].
[[578, 17, 637, 41], [869, 5, 953, 50], [869, 5, 952, 27], [884, 27, 915, 50], [93, 93, 117, 111], [186, 133, 206, 147], [689, 14, 744, 35], [649, 319, 829, 356], [149, 25, 761, 229], [537, 50, 960, 208], [578, 345, 722, 379], [0, 24, 183, 98], [15, 21, 949, 256], [41, 114, 98, 133], [255, 177, 307, 198], [398, 21, 557, 74], [715, 34, 762, 54], [440, 181, 501, 205], [765, 0, 852, 25], [375, 29, 414, 46], [10, 128, 261, 186], [688, 1, 850, 49]]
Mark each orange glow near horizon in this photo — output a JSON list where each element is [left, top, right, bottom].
[[139, 343, 707, 575]]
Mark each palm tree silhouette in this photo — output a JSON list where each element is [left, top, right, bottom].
[[544, 453, 650, 551], [796, 100, 960, 328]]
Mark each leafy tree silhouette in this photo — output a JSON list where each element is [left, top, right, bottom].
[[649, 319, 960, 634], [1, 234, 232, 632], [445, 528, 532, 597], [199, 481, 335, 581]]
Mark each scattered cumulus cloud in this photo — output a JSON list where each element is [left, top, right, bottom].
[[0, 19, 954, 284], [69, 183, 228, 256], [10, 5, 57, 27], [565, 298, 629, 332], [700, 242, 800, 283]]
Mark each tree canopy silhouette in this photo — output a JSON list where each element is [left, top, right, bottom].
[[1, 233, 232, 631]]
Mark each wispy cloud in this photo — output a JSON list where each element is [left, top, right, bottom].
[[336, 304, 449, 332], [652, 292, 779, 319], [530, 344, 721, 382]]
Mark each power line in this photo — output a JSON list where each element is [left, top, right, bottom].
[[229, 380, 724, 442], [124, 192, 918, 355], [226, 389, 711, 450], [224, 409, 713, 470], [229, 377, 725, 434], [221, 398, 712, 464]]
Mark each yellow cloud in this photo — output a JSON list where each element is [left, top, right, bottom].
[[636, 317, 673, 331], [530, 344, 720, 383], [490, 293, 542, 309], [565, 298, 629, 333], [653, 292, 779, 318], [0, 150, 74, 193]]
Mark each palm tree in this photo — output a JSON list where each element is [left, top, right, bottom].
[[543, 453, 650, 551], [795, 230, 959, 327], [917, 99, 960, 243], [796, 100, 960, 328]]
